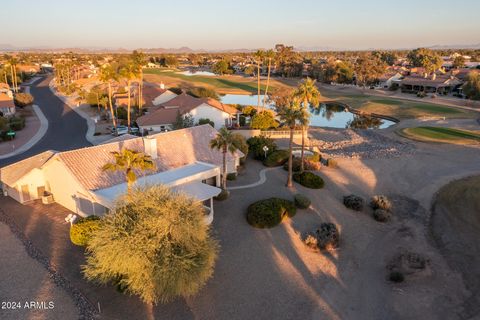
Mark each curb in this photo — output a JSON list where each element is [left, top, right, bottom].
[[0, 104, 48, 160], [48, 80, 96, 145]]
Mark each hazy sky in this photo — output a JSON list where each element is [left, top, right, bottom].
[[1, 0, 479, 50]]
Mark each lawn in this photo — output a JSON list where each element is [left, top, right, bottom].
[[143, 69, 285, 94], [399, 126, 480, 144]]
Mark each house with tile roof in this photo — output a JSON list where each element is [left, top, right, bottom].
[[136, 93, 241, 132], [0, 125, 242, 224], [0, 83, 15, 116], [400, 74, 462, 94]]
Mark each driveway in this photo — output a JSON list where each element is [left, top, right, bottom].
[[0, 76, 91, 167]]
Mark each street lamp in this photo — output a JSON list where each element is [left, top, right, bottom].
[[262, 145, 269, 159]]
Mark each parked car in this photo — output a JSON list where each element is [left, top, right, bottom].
[[111, 125, 139, 136]]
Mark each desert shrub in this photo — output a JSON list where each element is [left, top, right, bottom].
[[246, 198, 296, 228], [215, 189, 229, 201], [283, 158, 321, 172], [197, 118, 215, 127], [389, 271, 405, 283], [14, 93, 34, 107], [343, 194, 364, 211], [70, 215, 101, 246], [293, 172, 324, 189], [250, 111, 279, 130], [263, 149, 289, 167], [326, 158, 338, 168], [227, 173, 237, 181], [232, 133, 248, 164], [303, 151, 320, 162], [247, 135, 277, 160], [83, 185, 218, 304], [373, 209, 391, 222], [8, 116, 25, 131], [370, 195, 392, 211], [303, 223, 339, 251], [294, 194, 311, 209]]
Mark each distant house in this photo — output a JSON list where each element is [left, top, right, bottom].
[[400, 74, 462, 94], [136, 93, 240, 132], [377, 72, 403, 88], [0, 125, 243, 223], [0, 83, 15, 116]]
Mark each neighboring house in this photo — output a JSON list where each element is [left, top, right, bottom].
[[0, 125, 243, 223], [377, 72, 403, 88], [400, 74, 462, 94], [0, 83, 15, 116], [142, 83, 177, 108], [136, 93, 240, 132]]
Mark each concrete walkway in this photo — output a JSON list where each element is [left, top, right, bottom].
[[228, 167, 282, 190]]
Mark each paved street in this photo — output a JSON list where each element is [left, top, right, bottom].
[[0, 76, 91, 167]]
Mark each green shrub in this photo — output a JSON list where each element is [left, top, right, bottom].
[[214, 189, 229, 201], [263, 149, 289, 167], [197, 118, 215, 127], [70, 215, 101, 246], [370, 195, 392, 211], [283, 158, 302, 172], [293, 172, 324, 189], [14, 93, 34, 107], [247, 135, 277, 160], [9, 116, 25, 131], [250, 111, 279, 130], [373, 209, 391, 222], [303, 223, 339, 251], [294, 194, 311, 209], [227, 173, 237, 181], [343, 194, 364, 211], [326, 158, 338, 168], [246, 198, 296, 228]]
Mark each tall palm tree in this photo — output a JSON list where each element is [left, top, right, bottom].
[[254, 50, 265, 110], [131, 51, 146, 111], [294, 77, 321, 172], [262, 49, 275, 110], [120, 62, 140, 131], [276, 99, 305, 187], [6, 56, 18, 92], [99, 64, 118, 130], [102, 148, 155, 190], [209, 128, 238, 190]]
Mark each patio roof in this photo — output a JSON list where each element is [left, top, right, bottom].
[[91, 161, 220, 208]]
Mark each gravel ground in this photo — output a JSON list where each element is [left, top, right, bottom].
[[309, 127, 416, 159]]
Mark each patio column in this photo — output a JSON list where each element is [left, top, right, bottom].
[[210, 197, 214, 215], [215, 174, 221, 187]]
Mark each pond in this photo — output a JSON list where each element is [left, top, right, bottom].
[[178, 70, 216, 76], [220, 94, 396, 129]]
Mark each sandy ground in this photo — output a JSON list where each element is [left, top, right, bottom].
[[0, 223, 78, 320]]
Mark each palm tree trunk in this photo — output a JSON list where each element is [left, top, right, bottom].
[[13, 65, 18, 92], [300, 98, 307, 173], [108, 82, 117, 131], [127, 80, 131, 130], [287, 128, 294, 187], [257, 62, 261, 111], [263, 58, 272, 110], [222, 148, 227, 189], [10, 65, 14, 90]]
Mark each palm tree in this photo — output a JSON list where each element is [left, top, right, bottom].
[[131, 51, 146, 111], [6, 56, 18, 92], [254, 50, 265, 110], [120, 62, 140, 131], [99, 64, 118, 130], [262, 49, 275, 110], [276, 99, 305, 187], [209, 128, 238, 190], [102, 148, 155, 190], [294, 77, 321, 172]]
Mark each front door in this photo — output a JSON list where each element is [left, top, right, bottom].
[[20, 185, 30, 202]]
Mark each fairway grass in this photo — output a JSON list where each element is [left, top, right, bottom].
[[399, 126, 480, 144]]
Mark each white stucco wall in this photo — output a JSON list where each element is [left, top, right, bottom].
[[12, 168, 46, 202], [188, 104, 232, 129]]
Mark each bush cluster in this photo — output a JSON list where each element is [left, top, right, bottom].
[[370, 195, 393, 222], [303, 223, 339, 251], [70, 215, 101, 246], [293, 172, 324, 189], [197, 118, 215, 128], [250, 111, 279, 130], [294, 194, 311, 209], [247, 135, 277, 160], [8, 116, 25, 131], [263, 149, 289, 167], [343, 194, 364, 211], [246, 198, 296, 228], [226, 173, 237, 181], [14, 93, 34, 107]]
